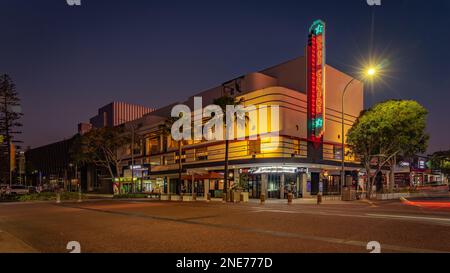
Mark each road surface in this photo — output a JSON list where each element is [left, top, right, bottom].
[[0, 196, 449, 253]]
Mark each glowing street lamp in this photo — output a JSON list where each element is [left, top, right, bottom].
[[340, 66, 378, 199]]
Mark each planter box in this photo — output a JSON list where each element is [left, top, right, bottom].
[[160, 194, 169, 201], [231, 191, 241, 203], [182, 195, 193, 202], [170, 195, 182, 201], [240, 192, 249, 203]]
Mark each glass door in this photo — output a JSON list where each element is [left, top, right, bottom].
[[267, 174, 281, 198]]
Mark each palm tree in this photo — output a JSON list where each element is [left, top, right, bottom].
[[213, 94, 245, 201], [159, 116, 183, 195]]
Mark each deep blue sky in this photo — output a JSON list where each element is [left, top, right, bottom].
[[1, 0, 449, 153]]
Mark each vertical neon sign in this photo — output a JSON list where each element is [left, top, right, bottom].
[[307, 20, 326, 144]]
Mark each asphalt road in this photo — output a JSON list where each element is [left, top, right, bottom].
[[0, 196, 449, 253]]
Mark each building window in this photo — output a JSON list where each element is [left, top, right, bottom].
[[293, 139, 300, 155], [196, 147, 208, 161], [334, 145, 342, 160], [103, 111, 108, 127], [175, 150, 186, 164], [146, 138, 160, 155], [133, 141, 142, 155], [248, 139, 261, 155]]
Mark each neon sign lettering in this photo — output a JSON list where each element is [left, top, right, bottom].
[[307, 20, 326, 144]]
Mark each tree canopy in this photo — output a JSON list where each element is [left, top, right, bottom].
[[0, 74, 23, 183], [347, 100, 428, 196], [71, 126, 131, 181]]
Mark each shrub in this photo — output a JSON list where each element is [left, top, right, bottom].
[[1, 192, 87, 202], [113, 193, 149, 199]]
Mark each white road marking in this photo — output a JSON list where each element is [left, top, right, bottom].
[[366, 214, 450, 222], [250, 208, 450, 225]]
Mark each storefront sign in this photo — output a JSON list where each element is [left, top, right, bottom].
[[307, 19, 326, 144], [249, 167, 303, 174], [399, 161, 410, 167]]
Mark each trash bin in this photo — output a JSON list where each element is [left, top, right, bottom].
[[342, 188, 356, 201]]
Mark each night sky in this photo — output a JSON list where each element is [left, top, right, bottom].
[[1, 0, 449, 153]]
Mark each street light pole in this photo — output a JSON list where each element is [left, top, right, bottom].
[[131, 125, 135, 193], [341, 78, 355, 199], [340, 67, 378, 200]]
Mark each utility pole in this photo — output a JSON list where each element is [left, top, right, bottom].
[[131, 125, 135, 193]]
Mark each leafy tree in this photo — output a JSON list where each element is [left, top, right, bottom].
[[430, 150, 450, 179], [347, 100, 428, 198], [71, 126, 131, 194], [213, 94, 244, 200], [0, 74, 23, 185]]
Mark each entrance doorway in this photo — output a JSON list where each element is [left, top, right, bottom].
[[267, 174, 281, 198], [311, 172, 320, 195]]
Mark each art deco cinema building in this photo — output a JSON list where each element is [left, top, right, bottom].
[[118, 20, 365, 199]]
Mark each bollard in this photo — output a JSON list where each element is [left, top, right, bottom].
[[77, 190, 82, 203], [287, 193, 293, 205], [260, 193, 266, 204], [222, 192, 227, 203], [207, 193, 211, 202], [192, 193, 197, 201], [56, 192, 61, 204], [317, 193, 322, 205]]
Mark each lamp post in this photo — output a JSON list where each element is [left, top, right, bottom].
[[119, 118, 139, 194], [69, 163, 73, 192], [131, 125, 135, 193], [340, 67, 377, 199], [340, 78, 355, 199]]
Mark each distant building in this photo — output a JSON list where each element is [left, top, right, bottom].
[[89, 102, 154, 128], [77, 123, 92, 135], [25, 138, 75, 188], [27, 102, 155, 192]]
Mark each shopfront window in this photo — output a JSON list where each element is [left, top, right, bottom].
[[284, 173, 298, 198], [209, 179, 224, 198], [267, 174, 281, 198], [247, 174, 261, 199], [324, 175, 341, 195]]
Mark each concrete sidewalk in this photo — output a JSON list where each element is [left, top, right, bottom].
[[0, 229, 38, 253]]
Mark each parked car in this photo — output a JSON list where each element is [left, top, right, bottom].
[[6, 185, 30, 195], [28, 186, 38, 193]]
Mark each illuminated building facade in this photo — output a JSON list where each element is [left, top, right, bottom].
[[116, 20, 367, 198]]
